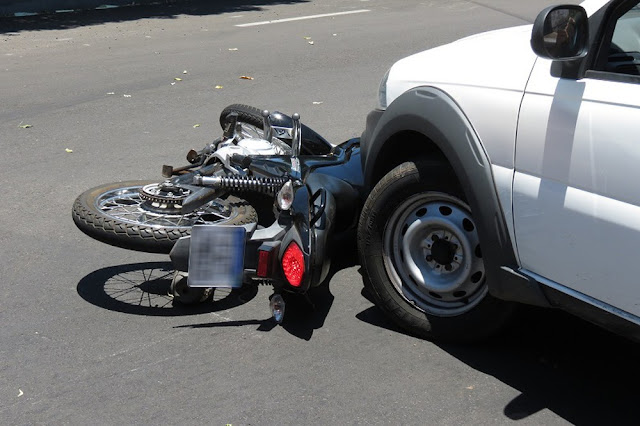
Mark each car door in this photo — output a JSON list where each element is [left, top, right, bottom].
[[513, 1, 640, 319]]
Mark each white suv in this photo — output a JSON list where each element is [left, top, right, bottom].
[[358, 0, 640, 342]]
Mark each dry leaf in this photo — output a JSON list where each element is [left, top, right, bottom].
[[19, 124, 32, 128], [65, 148, 73, 153], [174, 77, 182, 81], [239, 76, 254, 80], [215, 85, 223, 89], [193, 124, 200, 128]]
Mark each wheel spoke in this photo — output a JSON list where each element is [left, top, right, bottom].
[[93, 184, 244, 243]]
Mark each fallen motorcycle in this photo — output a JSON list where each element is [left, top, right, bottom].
[[72, 105, 363, 322]]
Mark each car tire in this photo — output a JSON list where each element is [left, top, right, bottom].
[[357, 160, 514, 342]]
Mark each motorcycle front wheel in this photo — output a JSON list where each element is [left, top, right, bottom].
[[72, 180, 257, 253]]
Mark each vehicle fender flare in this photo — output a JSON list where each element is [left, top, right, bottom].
[[363, 86, 550, 307]]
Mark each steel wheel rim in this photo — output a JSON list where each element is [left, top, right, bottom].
[[383, 193, 487, 316], [96, 185, 238, 228]]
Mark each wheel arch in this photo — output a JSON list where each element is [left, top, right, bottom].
[[363, 86, 550, 307]]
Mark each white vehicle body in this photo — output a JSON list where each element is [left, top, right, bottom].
[[362, 0, 640, 338]]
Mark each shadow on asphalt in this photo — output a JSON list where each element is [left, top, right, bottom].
[[0, 0, 309, 33], [77, 232, 358, 338], [174, 232, 358, 340], [76, 261, 258, 316], [356, 300, 640, 424], [174, 284, 334, 340]]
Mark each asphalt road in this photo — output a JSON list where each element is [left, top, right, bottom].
[[2, 0, 639, 424]]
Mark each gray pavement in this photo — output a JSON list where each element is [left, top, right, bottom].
[[1, 0, 638, 424]]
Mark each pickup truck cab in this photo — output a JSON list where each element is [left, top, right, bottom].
[[358, 0, 640, 342]]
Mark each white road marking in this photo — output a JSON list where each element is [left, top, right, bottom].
[[235, 9, 371, 27]]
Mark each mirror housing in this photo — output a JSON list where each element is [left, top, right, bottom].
[[531, 5, 589, 61]]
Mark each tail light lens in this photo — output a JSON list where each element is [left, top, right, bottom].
[[282, 242, 305, 287], [257, 250, 272, 278]]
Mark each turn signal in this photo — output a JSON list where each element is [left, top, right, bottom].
[[277, 180, 294, 210], [282, 242, 305, 287]]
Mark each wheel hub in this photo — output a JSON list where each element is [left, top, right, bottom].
[[139, 182, 191, 214], [428, 235, 458, 268]]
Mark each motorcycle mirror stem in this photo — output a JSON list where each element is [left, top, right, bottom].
[[222, 112, 239, 141], [290, 113, 302, 180]]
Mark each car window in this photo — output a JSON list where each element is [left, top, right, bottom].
[[603, 4, 640, 75]]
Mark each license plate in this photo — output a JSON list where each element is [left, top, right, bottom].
[[188, 225, 245, 288]]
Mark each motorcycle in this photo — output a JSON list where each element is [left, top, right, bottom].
[[72, 104, 363, 322]]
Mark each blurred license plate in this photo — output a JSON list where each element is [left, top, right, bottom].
[[188, 225, 245, 288]]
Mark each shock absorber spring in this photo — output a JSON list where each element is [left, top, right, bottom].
[[193, 175, 288, 195]]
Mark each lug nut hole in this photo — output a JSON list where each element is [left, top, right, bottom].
[[463, 218, 475, 232], [439, 206, 452, 216]]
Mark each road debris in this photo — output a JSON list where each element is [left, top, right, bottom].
[[239, 76, 254, 80], [193, 124, 200, 128], [183, 70, 188, 74], [308, 41, 315, 45], [18, 124, 32, 128], [123, 94, 132, 98], [174, 77, 183, 81], [107, 92, 115, 95], [312, 101, 323, 105], [215, 85, 223, 89], [65, 148, 73, 153], [228, 48, 238, 51], [18, 389, 23, 397]]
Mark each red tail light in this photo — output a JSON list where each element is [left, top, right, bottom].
[[282, 242, 305, 287], [257, 250, 272, 277]]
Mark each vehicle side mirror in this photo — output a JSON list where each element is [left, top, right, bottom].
[[531, 5, 589, 61]]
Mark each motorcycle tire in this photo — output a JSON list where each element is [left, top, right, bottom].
[[72, 180, 257, 254], [219, 104, 264, 130]]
